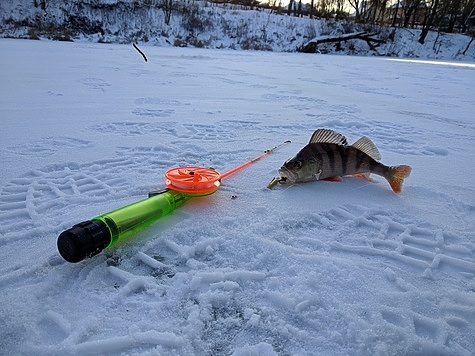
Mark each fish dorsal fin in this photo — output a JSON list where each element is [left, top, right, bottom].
[[309, 129, 348, 146], [352, 136, 381, 161]]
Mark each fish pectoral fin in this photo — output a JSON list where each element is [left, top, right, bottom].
[[323, 176, 343, 182], [352, 173, 375, 182]]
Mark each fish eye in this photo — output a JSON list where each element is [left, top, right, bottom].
[[294, 161, 302, 169]]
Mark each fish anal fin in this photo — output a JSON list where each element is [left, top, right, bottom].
[[309, 129, 348, 146], [351, 136, 381, 161], [323, 176, 343, 182], [352, 173, 375, 182]]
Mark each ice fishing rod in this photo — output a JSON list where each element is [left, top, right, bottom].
[[57, 141, 290, 263]]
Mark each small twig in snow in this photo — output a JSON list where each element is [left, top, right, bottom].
[[133, 43, 148, 62]]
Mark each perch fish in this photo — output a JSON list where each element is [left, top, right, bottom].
[[277, 129, 412, 193]]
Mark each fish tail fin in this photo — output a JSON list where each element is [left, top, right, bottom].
[[387, 165, 412, 193]]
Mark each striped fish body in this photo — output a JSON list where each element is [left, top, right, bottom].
[[292, 143, 386, 179], [279, 129, 412, 193]]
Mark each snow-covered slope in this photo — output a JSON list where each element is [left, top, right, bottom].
[[1, 0, 474, 60], [0, 38, 474, 355]]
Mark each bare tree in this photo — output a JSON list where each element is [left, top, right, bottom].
[[162, 0, 173, 25], [403, 0, 424, 27], [347, 0, 362, 21], [419, 0, 440, 43], [461, 0, 475, 32], [441, 0, 475, 32], [391, 0, 401, 26], [287, 0, 294, 15], [334, 0, 347, 17]]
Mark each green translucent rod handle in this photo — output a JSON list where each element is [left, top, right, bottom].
[[57, 190, 189, 263]]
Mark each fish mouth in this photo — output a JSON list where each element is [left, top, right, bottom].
[[278, 167, 296, 184]]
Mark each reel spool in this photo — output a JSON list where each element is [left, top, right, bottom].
[[165, 166, 221, 196]]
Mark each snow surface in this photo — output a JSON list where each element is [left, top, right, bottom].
[[1, 38, 474, 355]]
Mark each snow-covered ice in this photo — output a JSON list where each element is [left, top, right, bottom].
[[0, 38, 474, 355]]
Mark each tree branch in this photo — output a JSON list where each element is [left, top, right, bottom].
[[298, 32, 385, 53]]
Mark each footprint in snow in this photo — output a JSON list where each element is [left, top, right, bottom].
[[6, 137, 92, 157]]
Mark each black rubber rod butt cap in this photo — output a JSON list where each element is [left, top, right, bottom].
[[57, 220, 111, 263]]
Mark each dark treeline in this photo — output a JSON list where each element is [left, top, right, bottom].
[[209, 0, 475, 43], [31, 0, 475, 44]]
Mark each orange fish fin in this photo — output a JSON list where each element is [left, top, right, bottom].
[[387, 165, 412, 193], [352, 173, 375, 182], [324, 176, 343, 182]]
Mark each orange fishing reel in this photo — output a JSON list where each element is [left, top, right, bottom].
[[165, 166, 222, 196]]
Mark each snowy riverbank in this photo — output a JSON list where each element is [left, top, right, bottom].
[[1, 0, 474, 61]]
